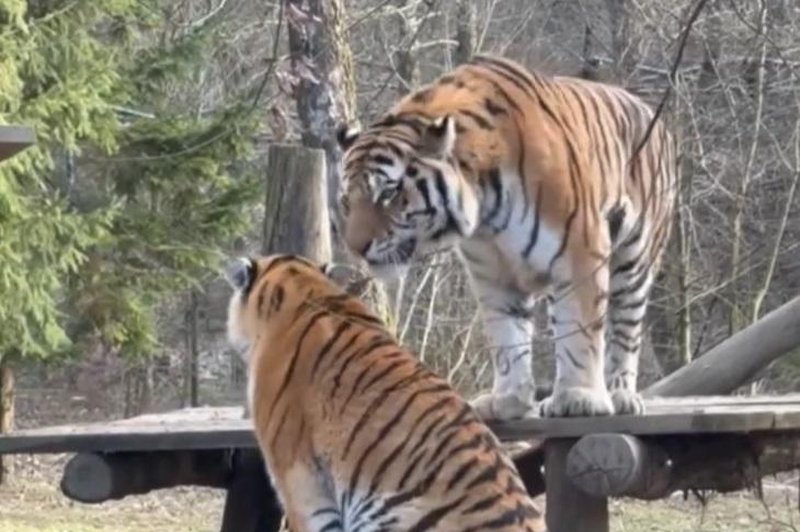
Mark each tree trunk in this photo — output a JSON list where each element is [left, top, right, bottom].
[[286, 0, 356, 220], [579, 25, 600, 81], [604, 0, 639, 82], [675, 127, 693, 366], [728, 4, 768, 337], [0, 360, 14, 485], [392, 0, 420, 95], [286, 0, 394, 327], [183, 290, 200, 407], [453, 0, 476, 66]]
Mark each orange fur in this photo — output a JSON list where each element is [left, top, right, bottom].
[[226, 254, 546, 531], [337, 55, 676, 420]]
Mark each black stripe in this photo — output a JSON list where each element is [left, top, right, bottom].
[[308, 321, 352, 378], [353, 356, 407, 397], [431, 170, 459, 238], [472, 55, 538, 95], [462, 502, 541, 531], [484, 97, 507, 116], [515, 127, 530, 222], [262, 255, 300, 276], [329, 336, 395, 399], [396, 414, 448, 491], [266, 310, 328, 422], [415, 179, 433, 212], [367, 396, 453, 496], [464, 452, 502, 490], [318, 519, 342, 532], [458, 109, 494, 130], [406, 496, 468, 532], [563, 347, 586, 370], [347, 382, 451, 501], [482, 168, 503, 224], [522, 185, 543, 258], [445, 456, 481, 491], [341, 367, 433, 460], [462, 493, 504, 515], [372, 154, 394, 166]]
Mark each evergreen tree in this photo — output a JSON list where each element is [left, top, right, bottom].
[[0, 0, 261, 441], [62, 6, 261, 359]]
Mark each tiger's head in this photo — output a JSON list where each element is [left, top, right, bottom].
[[337, 114, 480, 279], [224, 254, 373, 352]]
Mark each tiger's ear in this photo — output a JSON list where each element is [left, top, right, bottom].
[[421, 115, 456, 159], [321, 262, 373, 299], [336, 124, 360, 151], [224, 257, 255, 291]]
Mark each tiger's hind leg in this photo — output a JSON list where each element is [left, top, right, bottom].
[[605, 230, 654, 416], [280, 463, 344, 532]]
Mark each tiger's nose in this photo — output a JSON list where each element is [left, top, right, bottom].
[[359, 241, 372, 256]]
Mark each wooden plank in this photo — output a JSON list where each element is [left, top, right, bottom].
[[492, 394, 800, 440], [0, 407, 255, 453], [0, 125, 36, 161], [6, 395, 800, 455]]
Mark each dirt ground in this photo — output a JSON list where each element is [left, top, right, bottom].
[[1, 454, 799, 532]]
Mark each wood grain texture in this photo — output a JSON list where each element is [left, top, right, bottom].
[[261, 144, 331, 262], [545, 439, 609, 532], [6, 395, 800, 454], [566, 431, 800, 499]]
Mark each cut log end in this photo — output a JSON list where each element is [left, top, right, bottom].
[[566, 433, 670, 498], [61, 453, 115, 504]]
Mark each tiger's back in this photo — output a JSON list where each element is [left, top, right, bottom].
[[226, 254, 546, 532]]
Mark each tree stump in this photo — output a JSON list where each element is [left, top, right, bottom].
[[261, 144, 331, 262]]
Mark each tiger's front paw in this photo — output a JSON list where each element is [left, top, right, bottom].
[[470, 390, 536, 421], [538, 386, 613, 418], [610, 388, 645, 416]]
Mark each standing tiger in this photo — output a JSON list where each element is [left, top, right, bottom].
[[225, 254, 546, 532], [337, 55, 676, 420]]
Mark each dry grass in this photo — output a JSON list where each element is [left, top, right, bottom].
[[0, 454, 224, 532], [2, 454, 799, 531]]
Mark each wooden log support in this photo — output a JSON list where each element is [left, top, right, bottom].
[[60, 450, 231, 503], [545, 439, 609, 532], [219, 448, 283, 532], [261, 144, 331, 261], [566, 433, 671, 499], [645, 295, 800, 397], [565, 431, 800, 500]]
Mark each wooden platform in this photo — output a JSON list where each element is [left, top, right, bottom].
[[0, 125, 36, 160], [3, 394, 800, 455], [4, 394, 800, 532]]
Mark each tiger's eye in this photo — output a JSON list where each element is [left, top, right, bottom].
[[377, 188, 398, 206]]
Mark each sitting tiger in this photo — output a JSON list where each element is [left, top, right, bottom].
[[225, 254, 546, 532], [336, 54, 676, 420]]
